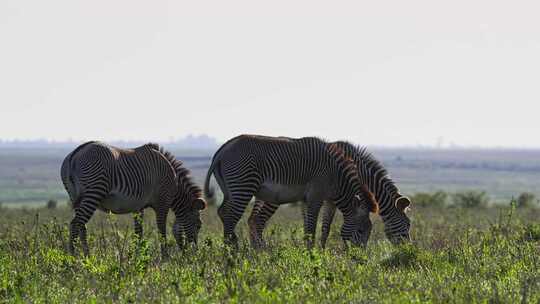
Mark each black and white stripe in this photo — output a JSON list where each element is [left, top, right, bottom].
[[333, 142, 411, 244], [249, 141, 412, 247], [61, 141, 205, 257], [204, 135, 375, 248]]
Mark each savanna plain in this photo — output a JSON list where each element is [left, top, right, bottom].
[[1, 147, 539, 303]]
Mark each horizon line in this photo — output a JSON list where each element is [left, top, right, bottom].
[[1, 138, 540, 151]]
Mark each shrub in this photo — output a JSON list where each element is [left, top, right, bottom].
[[523, 223, 540, 242], [452, 191, 489, 208], [517, 192, 537, 208], [411, 191, 448, 208], [46, 199, 57, 209], [381, 244, 422, 268]]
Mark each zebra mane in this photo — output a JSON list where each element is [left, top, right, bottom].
[[327, 143, 379, 212], [335, 141, 400, 197], [150, 144, 203, 199]]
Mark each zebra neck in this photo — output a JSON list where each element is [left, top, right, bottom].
[[172, 191, 195, 210], [365, 178, 400, 221]]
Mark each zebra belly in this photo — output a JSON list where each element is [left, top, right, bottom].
[[256, 182, 306, 204], [100, 192, 150, 214]]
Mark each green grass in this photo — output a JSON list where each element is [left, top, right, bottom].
[[1, 204, 539, 303]]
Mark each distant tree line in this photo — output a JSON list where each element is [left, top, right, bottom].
[[411, 191, 539, 208]]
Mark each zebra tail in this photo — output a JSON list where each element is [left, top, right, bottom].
[[61, 152, 78, 208], [204, 135, 243, 205], [203, 158, 219, 204]]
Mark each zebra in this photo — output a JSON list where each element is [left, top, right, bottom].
[[61, 141, 206, 257], [247, 141, 412, 248], [203, 135, 378, 249]]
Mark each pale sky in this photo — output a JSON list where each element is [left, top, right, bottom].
[[1, 0, 539, 147]]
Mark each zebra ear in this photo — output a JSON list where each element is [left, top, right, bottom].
[[193, 198, 207, 210], [395, 196, 411, 212]]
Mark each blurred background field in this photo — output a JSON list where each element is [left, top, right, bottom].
[[1, 146, 539, 207]]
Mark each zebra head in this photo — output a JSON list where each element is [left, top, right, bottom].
[[384, 196, 412, 244], [186, 197, 207, 242], [174, 196, 207, 247], [350, 212, 372, 247], [349, 193, 378, 247]]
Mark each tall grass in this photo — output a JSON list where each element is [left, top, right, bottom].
[[0, 204, 539, 303]]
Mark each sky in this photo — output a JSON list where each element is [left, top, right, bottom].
[[1, 0, 539, 147]]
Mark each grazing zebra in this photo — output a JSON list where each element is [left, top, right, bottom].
[[61, 141, 206, 257], [203, 135, 378, 248], [248, 141, 412, 247]]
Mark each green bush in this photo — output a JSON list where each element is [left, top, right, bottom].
[[517, 192, 537, 208], [452, 191, 490, 208], [411, 191, 448, 208], [523, 223, 540, 241], [381, 244, 421, 268]]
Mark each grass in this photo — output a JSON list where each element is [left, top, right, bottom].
[[1, 203, 539, 303]]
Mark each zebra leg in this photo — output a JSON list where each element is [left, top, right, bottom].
[[131, 210, 146, 255], [300, 201, 307, 220], [154, 206, 169, 259], [247, 200, 264, 248], [172, 217, 185, 250], [320, 202, 337, 249], [218, 202, 237, 247], [133, 209, 144, 241], [255, 201, 279, 248], [303, 201, 323, 249], [248, 200, 279, 249], [79, 224, 89, 256], [340, 219, 352, 250], [218, 197, 251, 248], [69, 197, 99, 256]]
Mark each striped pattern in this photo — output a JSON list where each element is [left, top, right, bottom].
[[332, 142, 411, 244], [156, 147, 206, 248], [61, 141, 205, 257], [247, 199, 281, 248], [204, 135, 375, 248], [250, 141, 412, 247]]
